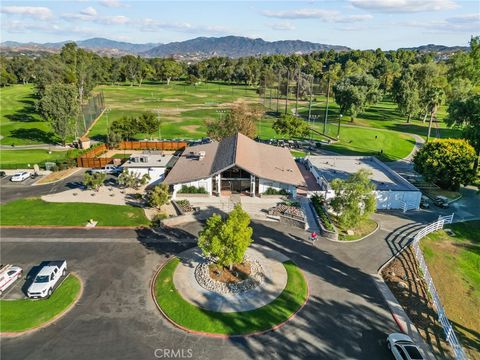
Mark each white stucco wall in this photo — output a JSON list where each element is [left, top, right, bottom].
[[125, 167, 166, 185], [376, 190, 421, 210], [172, 177, 212, 199]]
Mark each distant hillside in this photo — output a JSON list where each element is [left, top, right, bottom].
[[399, 44, 469, 53], [0, 36, 349, 58], [143, 36, 350, 58], [1, 37, 469, 59]]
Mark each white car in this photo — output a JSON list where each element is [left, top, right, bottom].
[[387, 333, 424, 360], [27, 260, 67, 299], [10, 171, 31, 182], [0, 265, 23, 295]]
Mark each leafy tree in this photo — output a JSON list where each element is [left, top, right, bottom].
[[333, 73, 382, 122], [38, 83, 80, 145], [83, 172, 106, 191], [146, 183, 170, 208], [392, 67, 420, 123], [330, 169, 376, 229], [446, 94, 480, 170], [154, 58, 184, 85], [272, 114, 309, 138], [9, 56, 35, 84], [206, 102, 261, 140], [413, 139, 476, 190], [118, 170, 150, 189], [60, 43, 94, 104], [137, 112, 160, 138], [198, 204, 253, 270]]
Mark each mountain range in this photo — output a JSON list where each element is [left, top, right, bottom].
[[0, 36, 468, 59]]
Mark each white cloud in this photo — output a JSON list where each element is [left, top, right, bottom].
[[402, 13, 479, 32], [80, 6, 97, 17], [268, 22, 296, 31], [262, 8, 338, 20], [99, 0, 127, 8], [349, 0, 458, 13], [1, 20, 97, 37], [139, 19, 230, 35], [98, 15, 130, 25], [261, 8, 372, 23], [1, 6, 53, 20]]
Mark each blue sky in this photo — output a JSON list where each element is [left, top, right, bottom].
[[1, 0, 479, 49]]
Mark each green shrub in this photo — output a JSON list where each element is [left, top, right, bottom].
[[151, 212, 169, 227], [263, 187, 290, 195], [311, 195, 335, 232], [178, 185, 208, 194]]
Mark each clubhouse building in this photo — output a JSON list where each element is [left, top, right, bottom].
[[165, 133, 305, 199], [306, 155, 422, 210]]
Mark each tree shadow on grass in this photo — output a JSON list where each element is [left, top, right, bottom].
[[4, 99, 40, 123], [9, 128, 56, 144]]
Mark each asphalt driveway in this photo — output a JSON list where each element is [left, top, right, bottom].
[[1, 220, 398, 360]]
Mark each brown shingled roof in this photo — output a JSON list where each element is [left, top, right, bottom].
[[164, 133, 305, 187]]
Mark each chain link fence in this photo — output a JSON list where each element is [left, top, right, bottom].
[[78, 92, 105, 137]]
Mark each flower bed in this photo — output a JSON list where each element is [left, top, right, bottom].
[[268, 203, 304, 220]]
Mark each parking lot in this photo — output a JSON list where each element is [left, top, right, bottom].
[[1, 220, 398, 360], [0, 174, 42, 187]]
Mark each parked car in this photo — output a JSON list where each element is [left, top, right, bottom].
[[0, 171, 6, 178], [90, 165, 122, 175], [387, 333, 424, 360], [420, 196, 430, 209], [10, 171, 31, 182], [27, 260, 67, 299], [433, 195, 449, 208], [0, 265, 23, 295]]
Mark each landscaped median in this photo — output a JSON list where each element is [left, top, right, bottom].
[[0, 274, 82, 334], [153, 258, 308, 336], [0, 198, 149, 227]]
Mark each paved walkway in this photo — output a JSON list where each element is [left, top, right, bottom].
[[173, 245, 288, 312], [299, 196, 320, 232]]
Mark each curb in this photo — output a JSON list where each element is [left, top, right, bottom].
[[372, 274, 435, 360], [32, 168, 84, 186], [150, 256, 310, 339], [322, 221, 380, 244], [0, 225, 147, 230], [0, 272, 84, 337]]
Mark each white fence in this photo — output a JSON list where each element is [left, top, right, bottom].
[[411, 214, 468, 360]]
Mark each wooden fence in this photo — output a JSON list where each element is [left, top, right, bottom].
[[76, 141, 187, 168], [118, 141, 187, 151]]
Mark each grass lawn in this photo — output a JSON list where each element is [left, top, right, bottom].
[[154, 258, 308, 335], [420, 220, 480, 360], [336, 218, 378, 241], [0, 149, 71, 169], [87, 81, 259, 141], [290, 150, 306, 158], [0, 84, 56, 145], [0, 198, 149, 227], [0, 274, 81, 332]]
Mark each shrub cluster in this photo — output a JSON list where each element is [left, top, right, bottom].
[[311, 195, 335, 232], [263, 187, 290, 196], [178, 185, 208, 194]]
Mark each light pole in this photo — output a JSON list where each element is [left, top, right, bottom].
[[105, 107, 111, 145], [155, 109, 162, 140], [323, 64, 330, 135], [337, 114, 343, 139]]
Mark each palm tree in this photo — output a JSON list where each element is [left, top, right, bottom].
[[426, 87, 445, 142]]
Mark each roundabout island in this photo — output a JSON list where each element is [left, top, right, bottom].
[[152, 205, 308, 336]]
